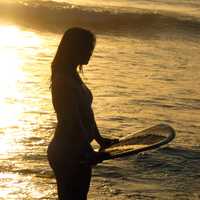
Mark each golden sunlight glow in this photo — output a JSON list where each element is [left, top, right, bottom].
[[0, 25, 41, 128], [0, 26, 41, 47], [0, 133, 19, 155]]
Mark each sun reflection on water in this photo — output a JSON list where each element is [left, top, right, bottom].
[[0, 25, 41, 155], [0, 25, 41, 128]]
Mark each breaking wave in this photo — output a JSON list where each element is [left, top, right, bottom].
[[0, 1, 200, 34]]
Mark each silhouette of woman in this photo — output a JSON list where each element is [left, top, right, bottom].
[[47, 27, 118, 200]]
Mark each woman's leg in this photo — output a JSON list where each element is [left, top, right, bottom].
[[47, 142, 92, 199], [53, 164, 92, 200]]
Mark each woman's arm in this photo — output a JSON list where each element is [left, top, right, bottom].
[[89, 108, 103, 142], [89, 107, 119, 149]]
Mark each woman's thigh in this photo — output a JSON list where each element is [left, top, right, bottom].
[[53, 164, 92, 200]]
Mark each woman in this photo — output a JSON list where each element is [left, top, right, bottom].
[[47, 27, 118, 200]]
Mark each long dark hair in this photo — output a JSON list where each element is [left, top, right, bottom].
[[51, 27, 96, 87]]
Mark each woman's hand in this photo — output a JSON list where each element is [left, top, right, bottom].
[[98, 137, 119, 151], [81, 150, 110, 166]]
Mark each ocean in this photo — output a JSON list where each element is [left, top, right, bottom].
[[0, 0, 199, 199]]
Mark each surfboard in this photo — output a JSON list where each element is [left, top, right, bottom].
[[102, 124, 175, 160]]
